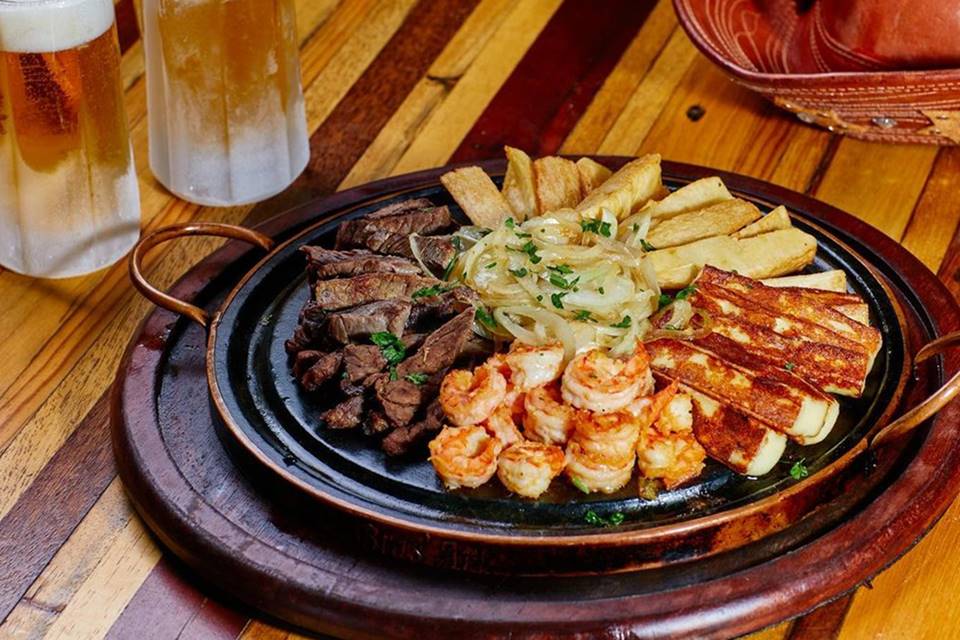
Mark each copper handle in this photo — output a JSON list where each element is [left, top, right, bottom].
[[870, 330, 960, 447], [129, 222, 275, 329]]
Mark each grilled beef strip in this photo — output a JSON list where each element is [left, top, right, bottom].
[[301, 246, 421, 282], [313, 273, 439, 311], [381, 399, 445, 456], [335, 202, 452, 249], [299, 351, 344, 392], [321, 396, 365, 430], [396, 308, 475, 379], [365, 232, 457, 275], [327, 299, 412, 345], [342, 344, 388, 383], [407, 286, 478, 331], [292, 350, 324, 378], [365, 410, 393, 436], [374, 378, 423, 428]]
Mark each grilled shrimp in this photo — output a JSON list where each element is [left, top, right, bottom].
[[497, 441, 565, 498], [570, 409, 641, 466], [523, 382, 575, 445], [429, 425, 503, 489], [565, 441, 635, 494], [626, 380, 680, 428], [561, 345, 652, 413], [482, 404, 524, 446], [636, 393, 706, 489], [439, 366, 508, 426], [502, 341, 565, 391]]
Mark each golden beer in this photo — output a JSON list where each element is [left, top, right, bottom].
[[0, 0, 140, 278], [143, 0, 309, 206]]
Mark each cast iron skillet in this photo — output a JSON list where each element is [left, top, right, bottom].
[[129, 158, 960, 573]]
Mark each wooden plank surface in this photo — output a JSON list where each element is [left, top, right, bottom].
[[0, 0, 958, 638]]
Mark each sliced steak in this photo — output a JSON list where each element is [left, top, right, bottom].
[[327, 299, 412, 344], [292, 350, 324, 378], [336, 203, 452, 249], [381, 400, 445, 456], [408, 286, 478, 331], [342, 344, 388, 383], [374, 378, 424, 428], [299, 351, 343, 392], [301, 246, 421, 281], [396, 308, 475, 378], [285, 301, 330, 352], [408, 235, 457, 275], [322, 396, 364, 430], [365, 410, 392, 436], [313, 273, 439, 311]]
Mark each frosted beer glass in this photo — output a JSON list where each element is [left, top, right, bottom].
[[143, 0, 310, 207], [0, 0, 141, 278]]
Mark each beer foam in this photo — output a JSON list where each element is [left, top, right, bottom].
[[0, 0, 114, 53]]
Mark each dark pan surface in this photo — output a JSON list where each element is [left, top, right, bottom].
[[210, 171, 906, 539]]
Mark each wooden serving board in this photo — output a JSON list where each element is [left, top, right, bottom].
[[112, 162, 960, 639]]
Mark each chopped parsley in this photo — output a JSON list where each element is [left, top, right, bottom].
[[484, 261, 497, 269], [584, 510, 625, 527], [389, 367, 399, 381], [550, 292, 568, 309], [658, 293, 673, 308], [610, 315, 632, 329], [475, 307, 497, 330], [785, 362, 796, 371], [504, 217, 515, 229], [510, 240, 542, 264], [405, 372, 429, 386], [536, 295, 543, 302], [547, 264, 574, 274], [598, 286, 605, 295], [441, 236, 464, 280], [664, 324, 681, 331], [508, 267, 528, 278], [580, 218, 612, 237], [640, 239, 657, 252], [514, 231, 532, 239], [789, 459, 809, 480], [675, 284, 697, 300], [571, 476, 590, 494], [632, 223, 640, 232], [548, 273, 579, 290], [370, 332, 406, 365], [574, 310, 596, 323], [412, 284, 453, 299]]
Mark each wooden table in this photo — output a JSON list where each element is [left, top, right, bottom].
[[1, 0, 959, 638]]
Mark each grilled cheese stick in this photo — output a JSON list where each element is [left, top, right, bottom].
[[685, 387, 786, 476], [692, 290, 872, 397], [698, 267, 881, 365], [647, 339, 839, 444]]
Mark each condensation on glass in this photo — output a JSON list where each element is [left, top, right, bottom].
[[143, 0, 310, 207], [0, 0, 141, 278]]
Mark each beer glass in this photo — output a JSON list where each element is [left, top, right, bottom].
[[0, 0, 141, 278], [143, 0, 310, 207]]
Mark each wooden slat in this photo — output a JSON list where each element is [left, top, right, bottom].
[[390, 0, 563, 174], [0, 480, 133, 639], [560, 0, 677, 154], [0, 394, 114, 620], [449, 0, 657, 160], [901, 148, 960, 270], [787, 596, 853, 639]]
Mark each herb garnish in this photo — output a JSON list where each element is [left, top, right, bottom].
[[548, 273, 579, 290], [574, 310, 596, 323], [441, 236, 464, 280], [580, 219, 612, 237], [370, 332, 406, 366], [658, 293, 673, 308], [675, 284, 697, 300], [784, 362, 796, 372], [412, 284, 453, 299], [504, 217, 515, 229], [550, 292, 568, 309], [405, 372, 429, 386], [510, 240, 542, 264], [789, 459, 809, 480], [584, 510, 625, 527], [508, 267, 528, 278], [547, 264, 574, 274], [640, 239, 657, 252], [514, 231, 532, 239], [484, 261, 497, 269], [475, 307, 497, 330], [598, 286, 605, 295], [610, 315, 632, 329], [571, 476, 590, 494]]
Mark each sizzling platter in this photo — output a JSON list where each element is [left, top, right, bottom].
[[128, 157, 959, 574]]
